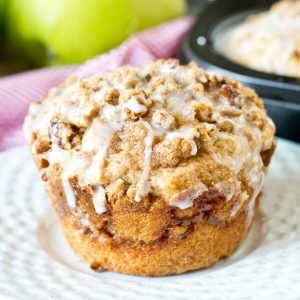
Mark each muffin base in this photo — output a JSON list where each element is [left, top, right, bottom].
[[58, 206, 257, 276], [41, 161, 262, 276]]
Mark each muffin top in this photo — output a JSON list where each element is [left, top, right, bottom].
[[24, 59, 275, 216], [217, 0, 300, 78]]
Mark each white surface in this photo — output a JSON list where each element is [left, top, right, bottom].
[[0, 139, 299, 300]]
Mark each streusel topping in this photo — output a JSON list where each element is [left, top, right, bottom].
[[24, 59, 275, 216]]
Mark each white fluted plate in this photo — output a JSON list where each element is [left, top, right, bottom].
[[0, 138, 299, 300]]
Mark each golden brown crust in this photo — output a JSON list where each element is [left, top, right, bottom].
[[60, 213, 251, 276]]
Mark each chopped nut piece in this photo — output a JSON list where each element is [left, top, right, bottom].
[[145, 74, 152, 82], [49, 118, 73, 150], [219, 84, 239, 106], [41, 171, 48, 181], [39, 158, 49, 169], [152, 110, 175, 130], [49, 117, 83, 150]]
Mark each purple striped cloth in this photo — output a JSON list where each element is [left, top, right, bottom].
[[0, 17, 192, 151]]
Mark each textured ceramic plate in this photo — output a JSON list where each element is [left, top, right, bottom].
[[0, 138, 299, 300]]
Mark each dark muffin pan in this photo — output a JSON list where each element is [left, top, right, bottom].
[[182, 0, 300, 142]]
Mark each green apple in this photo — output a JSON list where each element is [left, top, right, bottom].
[[7, 0, 139, 65], [132, 0, 186, 30], [7, 0, 185, 66]]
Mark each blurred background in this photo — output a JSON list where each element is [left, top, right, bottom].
[[1, 0, 299, 143], [0, 0, 206, 76]]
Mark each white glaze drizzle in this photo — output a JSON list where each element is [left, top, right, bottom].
[[169, 183, 208, 209], [93, 186, 107, 214], [167, 93, 196, 120], [229, 191, 247, 217], [123, 97, 147, 114], [61, 174, 76, 208], [215, 181, 237, 201], [246, 158, 265, 226], [81, 215, 90, 227], [135, 124, 154, 202], [81, 119, 116, 185]]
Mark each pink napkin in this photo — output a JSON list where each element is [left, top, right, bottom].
[[0, 17, 192, 151]]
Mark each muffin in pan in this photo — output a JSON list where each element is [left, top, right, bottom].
[[24, 59, 276, 276], [218, 0, 300, 78]]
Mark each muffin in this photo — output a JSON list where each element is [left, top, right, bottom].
[[217, 0, 300, 78], [24, 59, 276, 276]]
